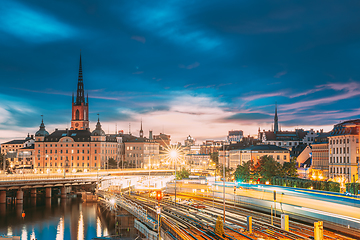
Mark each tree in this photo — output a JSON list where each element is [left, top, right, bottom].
[[176, 168, 190, 180], [254, 155, 282, 182], [233, 161, 253, 182], [282, 158, 298, 178], [219, 164, 233, 181], [108, 158, 118, 169], [210, 152, 219, 165]]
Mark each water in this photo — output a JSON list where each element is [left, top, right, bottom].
[[0, 197, 131, 240]]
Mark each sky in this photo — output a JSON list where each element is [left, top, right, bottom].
[[1, 0, 360, 144]]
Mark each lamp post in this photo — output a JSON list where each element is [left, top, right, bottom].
[[71, 150, 74, 175], [223, 143, 226, 225], [169, 150, 178, 205]]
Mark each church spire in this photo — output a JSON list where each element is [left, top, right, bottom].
[[76, 52, 85, 105], [140, 119, 144, 138], [274, 102, 279, 133]]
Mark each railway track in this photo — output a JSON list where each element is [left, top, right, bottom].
[[177, 193, 357, 240], [105, 191, 357, 239]]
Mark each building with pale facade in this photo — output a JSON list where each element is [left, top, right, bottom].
[[220, 145, 290, 169], [1, 134, 35, 172], [227, 130, 243, 143], [124, 140, 159, 169], [328, 120, 360, 182], [312, 131, 330, 179], [185, 154, 210, 171]]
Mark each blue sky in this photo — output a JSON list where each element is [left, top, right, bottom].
[[1, 0, 360, 143]]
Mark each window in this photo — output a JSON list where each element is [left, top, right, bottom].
[[75, 109, 79, 120], [61, 163, 63, 166], [55, 150, 57, 153], [347, 139, 350, 144], [95, 156, 97, 160], [340, 139, 342, 144], [95, 163, 97, 167], [77, 163, 79, 166], [66, 150, 68, 153], [336, 148, 338, 154], [337, 157, 339, 163], [55, 163, 57, 167], [347, 157, 350, 163], [77, 156, 79, 160], [340, 157, 342, 163], [347, 147, 349, 154], [340, 148, 342, 154], [95, 150, 97, 154], [284, 155, 287, 160], [87, 163, 89, 167]]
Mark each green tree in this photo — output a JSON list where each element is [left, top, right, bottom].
[[254, 155, 282, 182], [219, 164, 233, 181], [210, 152, 219, 165], [282, 158, 298, 177], [176, 168, 190, 180], [233, 161, 253, 182], [108, 158, 118, 169]]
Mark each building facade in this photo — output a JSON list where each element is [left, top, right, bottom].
[[34, 55, 119, 173], [312, 131, 330, 179], [0, 134, 35, 172], [227, 130, 243, 143], [328, 120, 360, 182], [220, 145, 290, 169]]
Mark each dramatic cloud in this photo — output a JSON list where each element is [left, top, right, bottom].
[[1, 1, 360, 143]]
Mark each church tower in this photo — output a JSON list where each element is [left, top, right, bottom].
[[139, 119, 144, 138], [71, 53, 89, 131], [274, 102, 279, 133]]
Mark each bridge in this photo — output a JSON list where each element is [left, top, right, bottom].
[[0, 169, 175, 204]]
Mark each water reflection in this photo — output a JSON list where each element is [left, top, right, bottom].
[[77, 209, 84, 240], [0, 198, 118, 240], [56, 217, 64, 240]]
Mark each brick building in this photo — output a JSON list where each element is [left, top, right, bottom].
[[34, 54, 118, 173]]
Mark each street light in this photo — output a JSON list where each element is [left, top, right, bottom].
[[163, 145, 182, 205]]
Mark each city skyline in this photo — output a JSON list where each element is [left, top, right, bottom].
[[1, 1, 360, 143]]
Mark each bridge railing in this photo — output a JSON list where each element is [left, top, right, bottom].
[[97, 191, 157, 230]]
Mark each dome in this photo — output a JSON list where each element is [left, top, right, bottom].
[[25, 133, 32, 141], [35, 120, 49, 137], [91, 119, 105, 136]]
